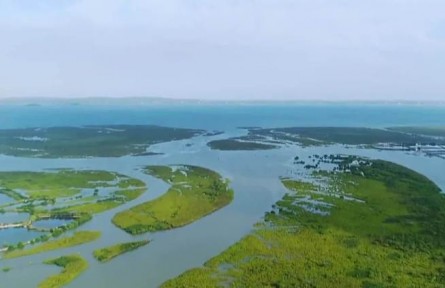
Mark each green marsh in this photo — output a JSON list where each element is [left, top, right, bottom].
[[112, 165, 233, 235]]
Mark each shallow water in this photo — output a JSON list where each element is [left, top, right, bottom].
[[0, 212, 29, 224], [0, 228, 43, 247], [0, 104, 444, 287], [0, 194, 14, 204], [32, 219, 72, 230]]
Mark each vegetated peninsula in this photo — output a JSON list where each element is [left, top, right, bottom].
[[163, 156, 445, 287], [112, 165, 233, 235], [93, 240, 150, 263], [38, 254, 88, 288], [4, 231, 101, 259], [0, 125, 205, 158]]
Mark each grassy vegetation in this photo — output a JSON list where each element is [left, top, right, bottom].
[[93, 240, 149, 263], [113, 165, 233, 235], [162, 158, 445, 287], [250, 127, 445, 146], [0, 170, 142, 199], [0, 189, 26, 201], [0, 125, 205, 158], [54, 188, 145, 215], [1, 266, 11, 272], [38, 255, 88, 288], [0, 169, 145, 250], [207, 139, 278, 150], [3, 231, 101, 259]]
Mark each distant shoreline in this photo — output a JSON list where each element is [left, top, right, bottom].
[[0, 97, 444, 106]]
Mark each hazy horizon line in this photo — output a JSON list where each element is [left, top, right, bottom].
[[0, 96, 444, 105]]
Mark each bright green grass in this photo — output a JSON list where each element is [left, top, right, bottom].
[[0, 170, 144, 199], [51, 189, 146, 215], [3, 231, 101, 259], [58, 188, 146, 214], [112, 165, 233, 235], [162, 158, 445, 287], [38, 255, 88, 288], [58, 201, 122, 214], [93, 240, 150, 263]]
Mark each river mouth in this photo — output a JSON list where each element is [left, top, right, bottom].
[[0, 105, 444, 288]]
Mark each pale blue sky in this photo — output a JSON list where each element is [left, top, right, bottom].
[[1, 0, 444, 101]]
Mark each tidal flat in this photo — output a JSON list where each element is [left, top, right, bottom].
[[0, 104, 444, 288]]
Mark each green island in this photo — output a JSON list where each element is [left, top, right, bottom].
[[0, 125, 205, 158], [113, 165, 234, 234], [3, 231, 101, 259], [252, 127, 445, 146], [93, 240, 150, 263], [38, 255, 88, 288], [208, 127, 445, 151], [1, 266, 11, 272], [162, 156, 445, 287], [207, 138, 278, 151]]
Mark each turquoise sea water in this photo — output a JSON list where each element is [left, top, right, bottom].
[[1, 103, 445, 130], [0, 103, 444, 288]]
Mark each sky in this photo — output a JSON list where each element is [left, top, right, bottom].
[[0, 0, 444, 101]]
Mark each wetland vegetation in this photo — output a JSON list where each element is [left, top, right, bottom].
[[0, 170, 145, 252], [163, 156, 445, 287], [112, 165, 233, 235], [207, 139, 278, 150], [388, 126, 445, 137], [251, 127, 445, 146], [207, 127, 445, 151], [3, 231, 101, 259], [38, 255, 88, 288], [0, 125, 205, 158], [93, 240, 150, 263]]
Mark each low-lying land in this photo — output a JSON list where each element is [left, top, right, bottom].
[[0, 170, 144, 199], [207, 126, 445, 151], [3, 231, 101, 259], [113, 165, 234, 234], [388, 126, 445, 137], [163, 156, 445, 287], [38, 255, 88, 288], [0, 170, 145, 249], [207, 139, 278, 151], [93, 240, 150, 263], [251, 127, 445, 146], [0, 125, 205, 158]]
